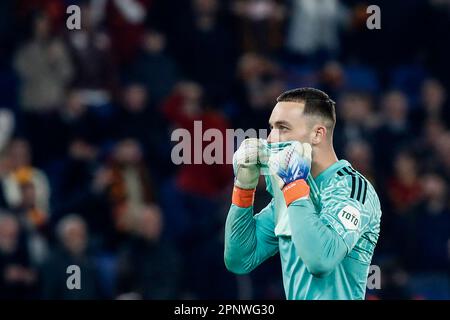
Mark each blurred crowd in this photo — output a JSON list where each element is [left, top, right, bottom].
[[0, 0, 450, 300]]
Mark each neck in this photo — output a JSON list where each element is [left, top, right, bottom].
[[311, 144, 338, 178]]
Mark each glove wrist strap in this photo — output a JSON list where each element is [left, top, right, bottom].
[[232, 186, 256, 208], [282, 179, 310, 206]]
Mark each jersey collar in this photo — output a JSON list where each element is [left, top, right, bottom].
[[314, 159, 351, 186]]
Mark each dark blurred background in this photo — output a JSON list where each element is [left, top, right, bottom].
[[0, 0, 449, 300]]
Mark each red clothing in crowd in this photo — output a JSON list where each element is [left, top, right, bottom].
[[105, 0, 152, 66], [162, 93, 233, 197], [388, 177, 423, 214]]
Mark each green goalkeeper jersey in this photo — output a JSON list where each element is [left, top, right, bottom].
[[224, 159, 382, 300]]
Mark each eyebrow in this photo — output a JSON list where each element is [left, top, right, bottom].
[[269, 120, 291, 128]]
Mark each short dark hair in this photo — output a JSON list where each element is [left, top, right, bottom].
[[277, 87, 336, 131]]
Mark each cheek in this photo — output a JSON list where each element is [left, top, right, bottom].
[[288, 128, 311, 143]]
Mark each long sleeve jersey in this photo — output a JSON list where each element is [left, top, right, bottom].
[[224, 160, 382, 300]]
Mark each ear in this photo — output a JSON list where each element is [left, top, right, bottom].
[[311, 125, 327, 145]]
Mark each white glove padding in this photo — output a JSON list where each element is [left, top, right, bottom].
[[233, 138, 270, 189], [268, 141, 312, 190]]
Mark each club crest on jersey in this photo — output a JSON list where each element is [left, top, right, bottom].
[[338, 205, 360, 230]]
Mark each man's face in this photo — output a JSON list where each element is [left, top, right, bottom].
[[63, 221, 87, 256], [267, 101, 311, 144]]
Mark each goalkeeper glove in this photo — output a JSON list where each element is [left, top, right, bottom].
[[268, 141, 312, 206], [232, 138, 269, 207]]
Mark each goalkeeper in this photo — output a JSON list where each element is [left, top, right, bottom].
[[224, 88, 382, 300]]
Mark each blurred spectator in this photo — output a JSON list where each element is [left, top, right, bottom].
[[112, 82, 170, 176], [65, 2, 117, 105], [2, 157, 49, 271], [410, 79, 450, 134], [285, 0, 349, 63], [116, 204, 181, 299], [160, 82, 232, 245], [415, 119, 448, 172], [387, 151, 423, 216], [41, 214, 102, 299], [434, 131, 450, 179], [318, 61, 345, 98], [0, 109, 15, 153], [344, 140, 376, 186], [27, 88, 109, 167], [28, 89, 98, 165], [407, 173, 450, 272], [162, 82, 232, 198], [52, 138, 99, 218], [13, 182, 47, 233], [374, 90, 412, 175], [2, 139, 50, 229], [14, 12, 73, 113], [334, 91, 377, 155], [128, 30, 179, 104], [231, 0, 285, 54], [0, 213, 38, 299], [15, 0, 66, 35], [233, 53, 284, 130], [104, 139, 155, 234], [53, 159, 115, 252], [55, 88, 109, 146], [52, 139, 151, 251], [91, 0, 151, 67]]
